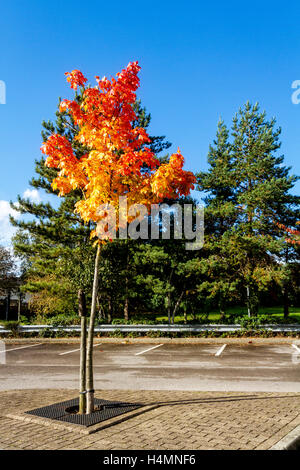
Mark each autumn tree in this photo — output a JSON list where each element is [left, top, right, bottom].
[[276, 218, 300, 317], [11, 93, 171, 323], [42, 63, 196, 413], [277, 221, 300, 246]]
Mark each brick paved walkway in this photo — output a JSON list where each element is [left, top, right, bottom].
[[0, 389, 299, 450]]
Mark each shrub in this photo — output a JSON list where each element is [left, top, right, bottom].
[[2, 321, 20, 336], [45, 314, 80, 327], [38, 327, 55, 338]]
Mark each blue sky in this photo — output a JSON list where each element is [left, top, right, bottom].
[[0, 0, 299, 244]]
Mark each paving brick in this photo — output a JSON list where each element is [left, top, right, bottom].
[[0, 389, 300, 450]]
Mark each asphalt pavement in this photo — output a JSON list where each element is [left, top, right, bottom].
[[0, 340, 300, 392]]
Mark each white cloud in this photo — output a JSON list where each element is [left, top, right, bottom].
[[23, 188, 41, 203], [0, 200, 20, 247], [0, 189, 42, 247]]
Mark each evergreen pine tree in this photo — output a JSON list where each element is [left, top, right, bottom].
[[198, 102, 299, 316]]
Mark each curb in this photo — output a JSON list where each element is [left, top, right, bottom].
[[270, 424, 300, 450], [1, 336, 299, 345], [5, 404, 160, 435]]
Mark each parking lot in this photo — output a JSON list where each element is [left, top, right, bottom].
[[1, 340, 300, 392]]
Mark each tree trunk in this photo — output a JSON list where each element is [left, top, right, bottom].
[[124, 245, 129, 321], [96, 294, 101, 320], [172, 291, 184, 324], [107, 296, 112, 324], [78, 289, 87, 414], [246, 285, 251, 317], [219, 300, 225, 321], [166, 269, 174, 324], [283, 248, 289, 320], [167, 292, 171, 324], [124, 292, 129, 322], [17, 292, 22, 322], [283, 286, 289, 319], [86, 244, 101, 414], [183, 305, 187, 324], [5, 291, 10, 321]]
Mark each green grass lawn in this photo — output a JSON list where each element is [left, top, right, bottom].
[[154, 306, 300, 324], [1, 306, 300, 327]]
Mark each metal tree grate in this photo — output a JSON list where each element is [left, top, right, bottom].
[[26, 397, 142, 427]]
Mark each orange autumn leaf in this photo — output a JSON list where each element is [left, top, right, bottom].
[[42, 62, 196, 237], [64, 70, 88, 90], [276, 222, 300, 246]]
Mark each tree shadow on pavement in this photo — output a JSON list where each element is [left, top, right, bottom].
[[147, 393, 300, 408]]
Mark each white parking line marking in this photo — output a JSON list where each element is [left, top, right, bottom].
[[292, 344, 300, 354], [215, 344, 227, 357], [0, 343, 42, 354], [59, 343, 102, 356], [135, 344, 163, 356]]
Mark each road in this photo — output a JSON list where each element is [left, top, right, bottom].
[[0, 340, 300, 392]]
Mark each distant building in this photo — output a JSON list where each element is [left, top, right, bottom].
[[0, 289, 31, 321]]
